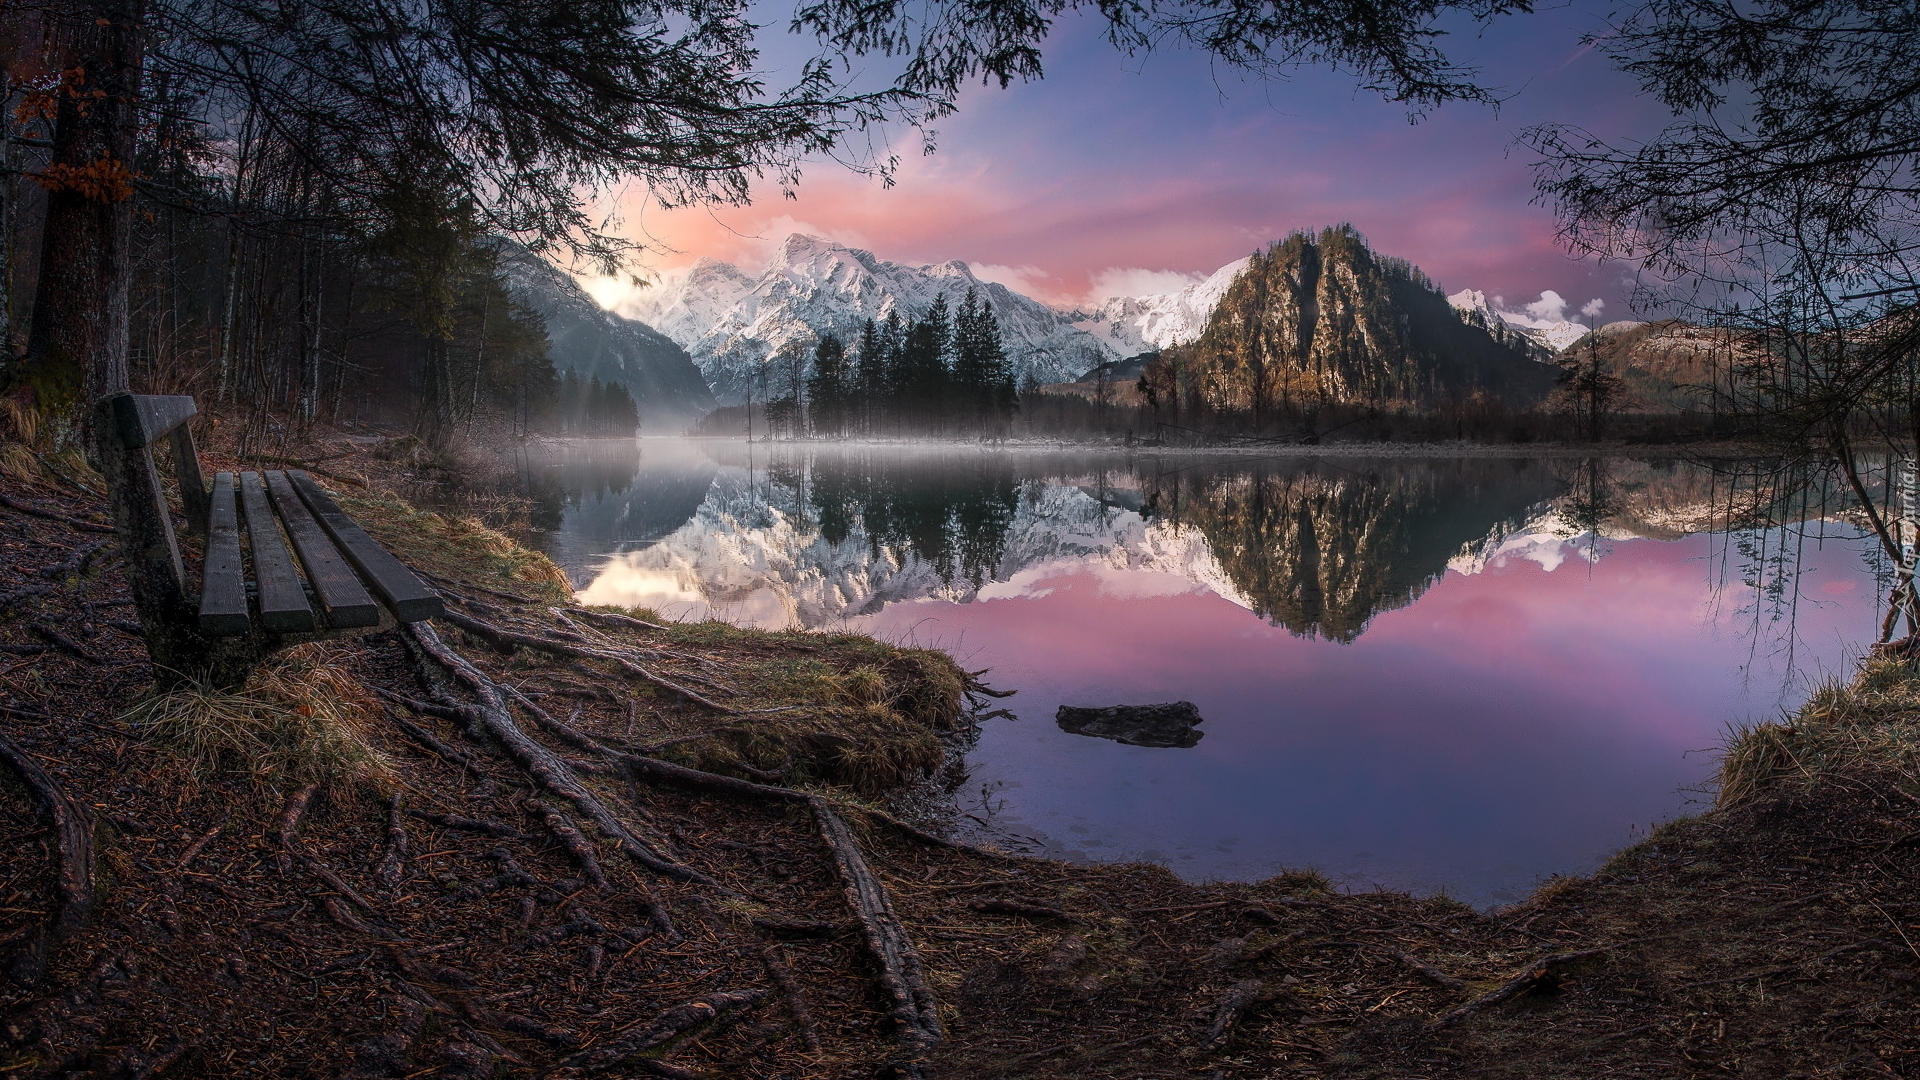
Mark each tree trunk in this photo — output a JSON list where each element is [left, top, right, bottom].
[[20, 0, 148, 434]]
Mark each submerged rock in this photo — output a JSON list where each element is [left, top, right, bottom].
[[1055, 702, 1205, 748]]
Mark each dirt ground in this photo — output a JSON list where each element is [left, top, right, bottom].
[[2, 426, 1918, 1079]]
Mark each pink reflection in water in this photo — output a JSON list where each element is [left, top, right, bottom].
[[853, 531, 1881, 906]]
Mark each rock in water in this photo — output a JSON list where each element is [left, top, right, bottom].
[[1055, 702, 1204, 748]]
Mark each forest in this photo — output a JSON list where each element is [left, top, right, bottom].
[[706, 289, 1020, 440]]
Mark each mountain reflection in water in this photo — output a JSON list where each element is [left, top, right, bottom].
[[530, 440, 1885, 905]]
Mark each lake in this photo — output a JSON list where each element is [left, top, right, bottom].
[[525, 439, 1889, 906]]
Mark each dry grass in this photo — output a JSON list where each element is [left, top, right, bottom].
[[586, 617, 972, 795], [122, 642, 394, 795], [336, 490, 570, 599], [1717, 653, 1920, 807]]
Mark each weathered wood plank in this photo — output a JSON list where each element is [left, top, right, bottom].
[[169, 424, 210, 534], [104, 395, 196, 450], [264, 470, 379, 629], [240, 472, 315, 633], [197, 473, 249, 636], [93, 395, 190, 621], [287, 470, 443, 623]]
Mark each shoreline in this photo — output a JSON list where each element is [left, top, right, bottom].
[[633, 432, 1786, 460]]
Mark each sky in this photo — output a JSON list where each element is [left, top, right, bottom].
[[585, 1, 1672, 322]]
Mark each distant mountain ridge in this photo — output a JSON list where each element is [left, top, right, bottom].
[[617, 235, 1122, 402], [1446, 288, 1619, 357], [593, 231, 1634, 416], [1071, 258, 1252, 355], [1153, 226, 1559, 410]]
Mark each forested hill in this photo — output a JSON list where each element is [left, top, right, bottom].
[[1150, 226, 1558, 415], [500, 249, 715, 428]]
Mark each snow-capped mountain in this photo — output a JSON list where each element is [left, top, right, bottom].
[[615, 235, 1121, 402], [1448, 288, 1602, 357], [1071, 257, 1251, 355]]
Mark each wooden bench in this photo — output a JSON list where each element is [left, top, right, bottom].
[[95, 392, 443, 685]]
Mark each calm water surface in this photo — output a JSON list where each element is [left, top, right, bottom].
[[527, 439, 1886, 906]]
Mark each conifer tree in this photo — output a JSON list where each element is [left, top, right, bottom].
[[807, 332, 851, 437], [853, 318, 886, 435], [878, 312, 908, 433], [902, 295, 952, 430]]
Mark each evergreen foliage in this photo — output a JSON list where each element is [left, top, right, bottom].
[[556, 371, 641, 437], [805, 288, 1016, 438]]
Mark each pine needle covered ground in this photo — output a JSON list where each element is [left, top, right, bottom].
[[2, 424, 1918, 1078]]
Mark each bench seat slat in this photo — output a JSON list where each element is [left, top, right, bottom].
[[287, 470, 444, 624], [240, 471, 316, 633], [264, 470, 380, 629], [198, 472, 250, 636]]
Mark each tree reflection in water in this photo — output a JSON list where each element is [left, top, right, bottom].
[[1138, 458, 1562, 641]]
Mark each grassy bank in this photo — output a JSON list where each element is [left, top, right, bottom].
[[2, 413, 1918, 1078]]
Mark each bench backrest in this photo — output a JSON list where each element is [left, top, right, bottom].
[[96, 393, 203, 616]]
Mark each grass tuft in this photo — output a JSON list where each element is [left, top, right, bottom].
[[636, 631, 970, 796], [1718, 654, 1920, 807], [123, 642, 395, 795]]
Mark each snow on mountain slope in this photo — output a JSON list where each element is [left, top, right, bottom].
[[621, 258, 755, 347], [1448, 288, 1606, 357], [1072, 257, 1251, 355], [613, 235, 1120, 402], [573, 468, 1249, 630]]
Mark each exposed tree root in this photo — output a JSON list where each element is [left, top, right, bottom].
[[39, 539, 112, 581], [0, 491, 115, 533], [970, 898, 1084, 924], [812, 799, 945, 1058], [1379, 945, 1466, 989], [381, 704, 483, 770], [31, 621, 103, 664], [530, 800, 611, 890], [759, 940, 822, 1051], [375, 794, 409, 888], [1431, 945, 1621, 1028], [1204, 979, 1265, 1050], [540, 988, 767, 1078], [404, 623, 712, 886], [407, 809, 521, 838], [173, 821, 223, 871], [276, 782, 375, 912], [0, 730, 94, 988], [439, 607, 733, 713]]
